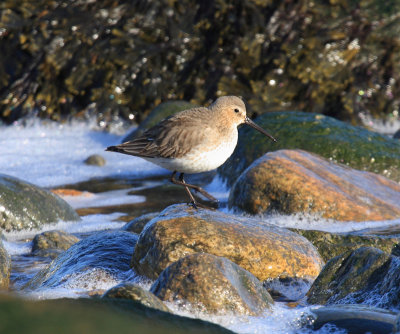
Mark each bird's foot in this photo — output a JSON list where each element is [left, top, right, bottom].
[[188, 200, 217, 210]]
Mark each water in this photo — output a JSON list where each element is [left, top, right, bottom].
[[1, 117, 399, 333]]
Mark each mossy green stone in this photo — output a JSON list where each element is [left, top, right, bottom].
[[0, 295, 234, 334], [0, 240, 10, 289], [292, 229, 400, 262], [219, 111, 400, 185], [0, 174, 80, 231]]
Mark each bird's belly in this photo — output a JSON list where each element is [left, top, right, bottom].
[[145, 139, 237, 174]]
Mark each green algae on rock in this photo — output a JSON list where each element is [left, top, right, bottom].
[[0, 294, 234, 334], [292, 229, 400, 262], [219, 112, 400, 186], [151, 253, 273, 316], [307, 247, 391, 306], [1, 0, 400, 124], [0, 239, 11, 290], [0, 174, 80, 232]]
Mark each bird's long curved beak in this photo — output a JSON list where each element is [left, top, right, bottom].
[[245, 117, 277, 142]]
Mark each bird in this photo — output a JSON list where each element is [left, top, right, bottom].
[[106, 96, 276, 208]]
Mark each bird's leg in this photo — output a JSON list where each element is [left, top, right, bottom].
[[170, 172, 217, 209], [170, 172, 217, 202], [170, 171, 198, 208]]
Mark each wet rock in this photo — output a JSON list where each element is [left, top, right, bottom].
[[0, 174, 80, 232], [122, 212, 160, 234], [0, 294, 234, 334], [31, 230, 80, 258], [229, 149, 400, 221], [293, 229, 400, 262], [308, 304, 397, 334], [131, 204, 323, 281], [394, 129, 400, 139], [0, 239, 11, 289], [307, 247, 391, 306], [102, 282, 170, 313], [84, 154, 106, 166], [123, 101, 197, 142], [151, 253, 273, 316], [219, 112, 400, 185], [24, 231, 137, 291]]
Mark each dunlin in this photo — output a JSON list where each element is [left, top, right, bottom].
[[106, 96, 276, 208]]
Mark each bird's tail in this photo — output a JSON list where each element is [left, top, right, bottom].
[[105, 145, 124, 153]]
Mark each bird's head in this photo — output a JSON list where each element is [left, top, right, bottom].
[[210, 96, 277, 142]]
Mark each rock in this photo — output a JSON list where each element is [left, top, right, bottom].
[[84, 154, 106, 166], [308, 304, 397, 334], [131, 204, 323, 281], [31, 230, 80, 258], [292, 229, 400, 262], [122, 212, 160, 234], [394, 129, 400, 139], [151, 253, 273, 316], [24, 231, 137, 291], [229, 149, 400, 221], [0, 294, 234, 334], [0, 239, 11, 289], [219, 112, 400, 185], [102, 282, 170, 313], [123, 101, 198, 142], [307, 247, 391, 306], [0, 174, 80, 231]]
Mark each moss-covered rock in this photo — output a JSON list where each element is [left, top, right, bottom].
[[293, 229, 399, 262], [307, 247, 391, 305], [1, 1, 400, 124], [131, 204, 323, 281], [228, 149, 400, 221], [219, 112, 400, 185], [31, 230, 80, 258], [0, 239, 11, 289], [151, 253, 273, 316], [0, 174, 80, 231], [102, 282, 170, 313]]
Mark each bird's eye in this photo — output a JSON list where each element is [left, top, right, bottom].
[[234, 108, 239, 113]]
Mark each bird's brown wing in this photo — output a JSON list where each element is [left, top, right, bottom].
[[106, 108, 212, 159]]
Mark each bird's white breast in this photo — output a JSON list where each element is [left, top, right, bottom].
[[145, 130, 238, 174]]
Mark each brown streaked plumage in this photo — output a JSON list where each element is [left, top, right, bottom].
[[106, 96, 276, 208]]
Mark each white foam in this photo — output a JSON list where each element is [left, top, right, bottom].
[[2, 240, 32, 255], [0, 118, 167, 188], [3, 212, 126, 243]]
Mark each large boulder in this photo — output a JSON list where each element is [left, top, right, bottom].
[[229, 149, 400, 221], [131, 204, 323, 281], [24, 231, 137, 291], [219, 112, 400, 185], [151, 253, 273, 316], [0, 174, 80, 231]]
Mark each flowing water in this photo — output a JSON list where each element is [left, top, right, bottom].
[[1, 117, 400, 333]]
